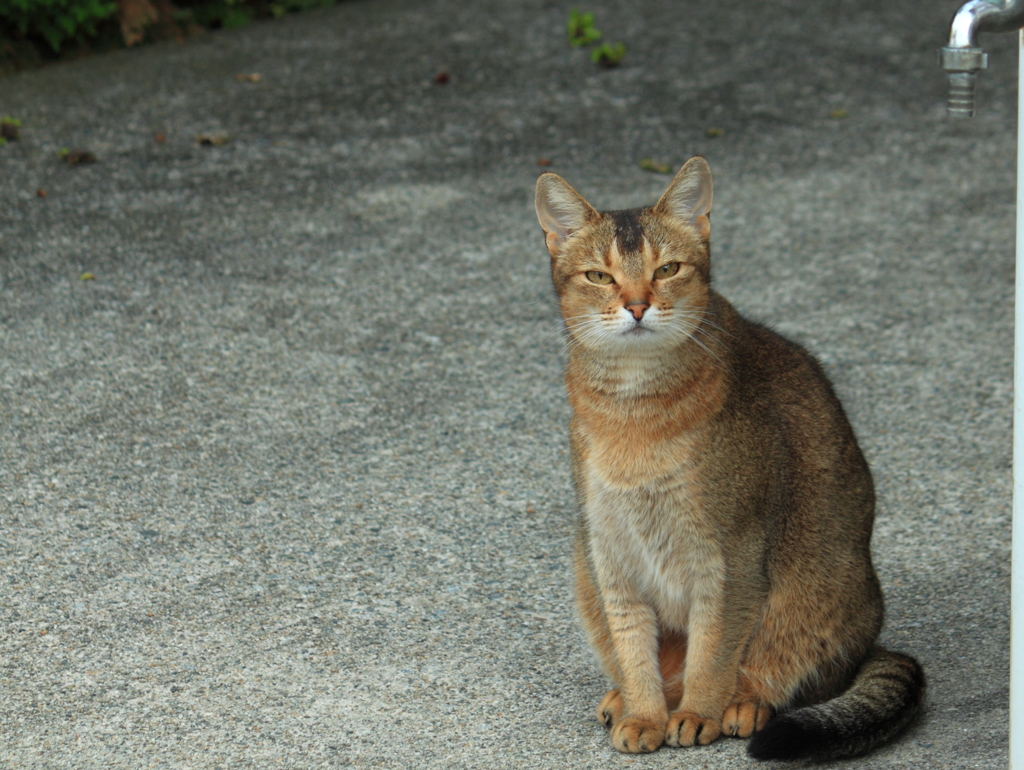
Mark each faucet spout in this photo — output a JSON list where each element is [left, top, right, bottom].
[[940, 0, 1024, 118]]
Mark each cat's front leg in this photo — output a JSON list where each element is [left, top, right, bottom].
[[666, 564, 764, 748], [591, 563, 667, 752], [664, 619, 732, 747], [603, 595, 667, 753]]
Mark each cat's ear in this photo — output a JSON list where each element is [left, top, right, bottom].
[[654, 156, 713, 241], [535, 173, 599, 258]]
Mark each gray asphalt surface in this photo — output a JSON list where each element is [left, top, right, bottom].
[[0, 0, 1016, 767]]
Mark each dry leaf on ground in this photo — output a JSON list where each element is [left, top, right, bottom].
[[195, 133, 230, 146]]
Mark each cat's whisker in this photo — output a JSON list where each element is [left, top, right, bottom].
[[669, 317, 727, 368], [565, 319, 611, 340], [539, 314, 602, 339], [537, 317, 603, 356], [567, 327, 611, 350], [671, 308, 734, 339], [688, 337, 726, 368]]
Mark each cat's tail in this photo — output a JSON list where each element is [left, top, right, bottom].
[[746, 646, 925, 762]]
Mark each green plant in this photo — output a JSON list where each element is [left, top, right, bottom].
[[0, 0, 117, 51], [0, 115, 21, 143], [591, 41, 625, 66], [567, 9, 624, 68], [268, 0, 331, 17], [173, 0, 252, 29], [567, 8, 600, 47], [172, 0, 331, 30], [0, 0, 349, 72]]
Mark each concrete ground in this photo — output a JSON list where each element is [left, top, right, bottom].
[[0, 0, 1015, 766]]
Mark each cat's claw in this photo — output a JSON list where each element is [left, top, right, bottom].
[[722, 701, 771, 738], [597, 689, 624, 727], [611, 717, 666, 753], [665, 711, 722, 748]]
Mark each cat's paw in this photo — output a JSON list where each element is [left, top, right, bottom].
[[722, 701, 771, 738], [665, 711, 722, 747], [610, 716, 666, 753], [597, 689, 624, 727]]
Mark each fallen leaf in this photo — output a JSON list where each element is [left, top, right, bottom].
[[829, 108, 849, 119], [639, 158, 672, 174], [155, 132, 165, 144], [235, 73, 261, 83], [62, 149, 98, 165], [80, 273, 96, 281], [706, 127, 724, 138], [434, 71, 449, 84], [196, 133, 230, 146], [36, 189, 46, 198], [537, 158, 552, 166]]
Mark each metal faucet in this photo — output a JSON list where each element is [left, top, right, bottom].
[[940, 0, 1024, 117]]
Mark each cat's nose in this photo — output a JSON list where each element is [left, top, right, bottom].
[[626, 302, 649, 320]]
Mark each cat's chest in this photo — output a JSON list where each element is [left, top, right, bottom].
[[575, 412, 704, 488], [584, 472, 724, 624], [567, 362, 726, 488]]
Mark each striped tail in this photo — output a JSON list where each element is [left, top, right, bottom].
[[747, 647, 925, 762]]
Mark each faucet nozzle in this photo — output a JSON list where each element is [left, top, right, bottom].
[[946, 72, 980, 118], [939, 47, 989, 119]]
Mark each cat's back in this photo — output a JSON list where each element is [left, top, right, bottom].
[[726, 310, 876, 540]]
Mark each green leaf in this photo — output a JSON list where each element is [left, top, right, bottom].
[[0, 0, 117, 51], [567, 8, 601, 47], [591, 42, 625, 66]]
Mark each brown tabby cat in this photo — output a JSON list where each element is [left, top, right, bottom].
[[533, 157, 924, 761]]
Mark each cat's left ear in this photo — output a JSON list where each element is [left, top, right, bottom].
[[654, 156, 713, 241], [535, 173, 599, 258]]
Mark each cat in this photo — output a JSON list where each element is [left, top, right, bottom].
[[533, 156, 924, 761]]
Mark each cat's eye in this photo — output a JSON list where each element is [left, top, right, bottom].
[[654, 263, 681, 279], [585, 271, 615, 285]]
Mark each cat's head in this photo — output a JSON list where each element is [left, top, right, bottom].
[[534, 156, 714, 354]]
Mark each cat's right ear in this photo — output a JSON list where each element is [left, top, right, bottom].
[[535, 173, 598, 258]]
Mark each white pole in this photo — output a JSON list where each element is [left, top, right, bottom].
[[1012, 27, 1024, 770]]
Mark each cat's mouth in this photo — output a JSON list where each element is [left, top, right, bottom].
[[624, 324, 653, 336]]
